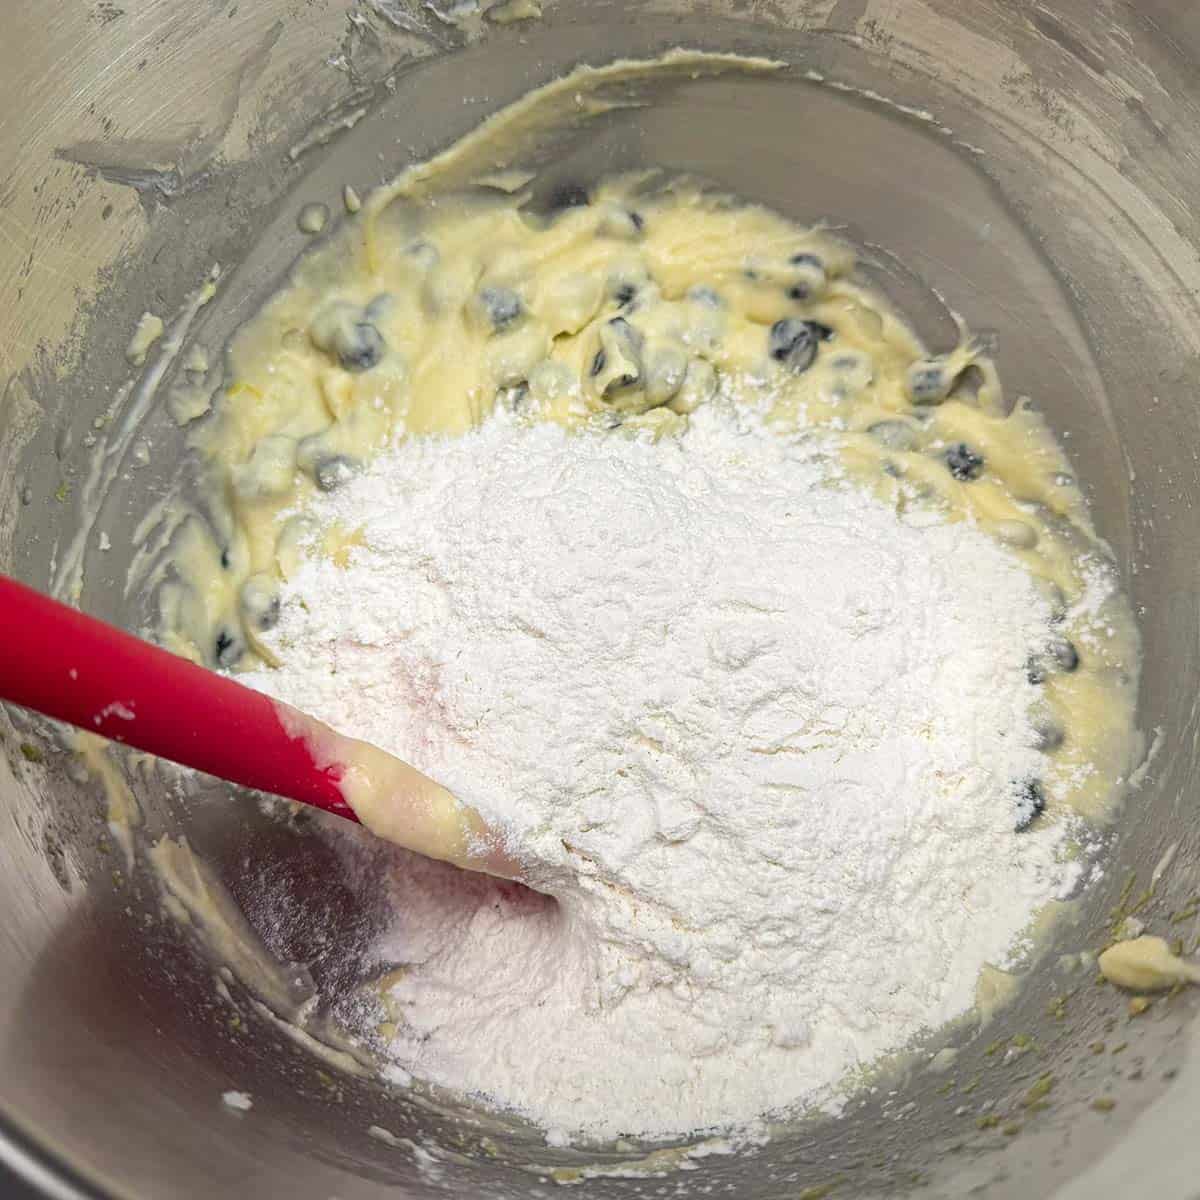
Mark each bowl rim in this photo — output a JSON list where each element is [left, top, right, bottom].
[[0, 1116, 104, 1200]]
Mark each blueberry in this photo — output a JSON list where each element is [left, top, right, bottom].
[[1033, 720, 1065, 752], [768, 319, 832, 374], [1037, 579, 1069, 623], [688, 286, 722, 308], [614, 283, 637, 307], [907, 359, 954, 405], [945, 443, 984, 480], [314, 455, 357, 492], [868, 420, 920, 452], [1014, 779, 1046, 831], [499, 382, 530, 411], [769, 319, 816, 370], [550, 183, 590, 210], [338, 322, 385, 372], [1050, 636, 1080, 672], [591, 317, 643, 398], [785, 252, 828, 303], [406, 241, 440, 272], [1027, 636, 1080, 683], [599, 209, 645, 240], [256, 595, 281, 632], [241, 575, 280, 632], [478, 286, 524, 332], [214, 627, 244, 669]]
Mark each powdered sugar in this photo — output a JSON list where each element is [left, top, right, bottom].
[[241, 404, 1076, 1141]]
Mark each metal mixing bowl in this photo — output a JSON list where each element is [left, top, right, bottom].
[[2, 2, 1199, 1197]]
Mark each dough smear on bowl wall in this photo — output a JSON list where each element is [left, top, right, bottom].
[[1, 5, 1199, 1200]]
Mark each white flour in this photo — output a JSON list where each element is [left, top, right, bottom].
[[242, 405, 1078, 1142]]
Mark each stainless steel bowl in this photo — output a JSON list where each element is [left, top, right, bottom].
[[2, 2, 1199, 1196]]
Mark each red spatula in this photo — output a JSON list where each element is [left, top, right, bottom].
[[0, 574, 518, 879]]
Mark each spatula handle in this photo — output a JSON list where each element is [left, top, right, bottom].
[[0, 575, 356, 820]]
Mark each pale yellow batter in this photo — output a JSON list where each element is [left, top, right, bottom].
[[166, 147, 1138, 833], [1098, 936, 1200, 992]]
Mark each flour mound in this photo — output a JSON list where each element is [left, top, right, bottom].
[[242, 406, 1074, 1140]]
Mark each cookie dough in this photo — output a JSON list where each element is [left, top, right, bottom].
[[134, 49, 1145, 1141], [1099, 937, 1200, 992], [170, 165, 1138, 829]]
